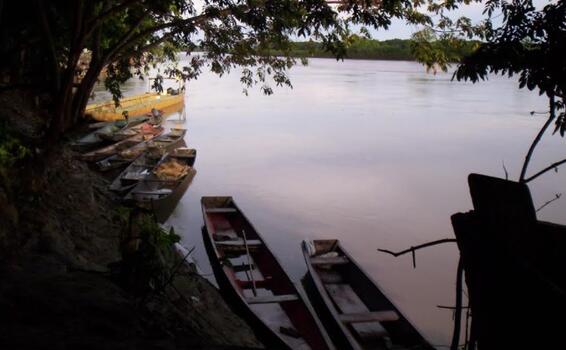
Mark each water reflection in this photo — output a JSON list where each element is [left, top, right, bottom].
[[97, 59, 562, 346]]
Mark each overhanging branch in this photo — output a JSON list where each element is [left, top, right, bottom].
[[86, 0, 143, 35], [378, 238, 457, 268], [520, 95, 556, 182]]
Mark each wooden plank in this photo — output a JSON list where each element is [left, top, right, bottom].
[[318, 270, 344, 283], [217, 245, 260, 253], [233, 263, 255, 273], [215, 239, 262, 246], [237, 279, 270, 290], [311, 256, 349, 265], [325, 283, 388, 339], [206, 208, 238, 213], [339, 311, 399, 324], [213, 229, 238, 240], [246, 294, 299, 304]]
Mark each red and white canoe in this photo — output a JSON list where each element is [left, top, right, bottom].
[[201, 196, 335, 350]]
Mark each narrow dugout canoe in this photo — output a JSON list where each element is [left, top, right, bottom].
[[124, 150, 196, 223], [70, 116, 149, 151], [97, 128, 187, 172], [108, 143, 194, 195], [201, 196, 335, 350], [301, 240, 434, 350], [80, 125, 163, 162], [85, 92, 184, 122]]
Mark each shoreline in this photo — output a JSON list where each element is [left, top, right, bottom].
[[0, 95, 263, 349]]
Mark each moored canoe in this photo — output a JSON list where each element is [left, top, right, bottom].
[[124, 149, 196, 222], [85, 92, 184, 122], [201, 196, 336, 350], [301, 239, 434, 350], [96, 128, 187, 172], [80, 125, 163, 162]]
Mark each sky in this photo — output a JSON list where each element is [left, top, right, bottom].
[[370, 0, 552, 39], [191, 0, 554, 40]]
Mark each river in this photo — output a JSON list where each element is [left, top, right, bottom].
[[93, 58, 562, 346]]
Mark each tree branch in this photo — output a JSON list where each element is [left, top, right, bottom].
[[113, 6, 241, 53], [86, 0, 142, 35], [114, 31, 176, 63], [377, 238, 457, 257], [101, 9, 151, 64], [520, 95, 556, 182], [536, 193, 562, 212], [378, 238, 457, 268], [524, 158, 566, 183]]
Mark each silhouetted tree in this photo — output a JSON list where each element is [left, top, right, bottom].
[[411, 0, 566, 181], [0, 0, 433, 145]]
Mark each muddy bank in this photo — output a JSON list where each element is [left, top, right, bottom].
[[0, 91, 262, 349]]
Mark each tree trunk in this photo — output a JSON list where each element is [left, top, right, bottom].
[[47, 52, 82, 146], [69, 61, 105, 127]]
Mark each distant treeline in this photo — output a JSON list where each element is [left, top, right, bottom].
[[279, 38, 479, 62]]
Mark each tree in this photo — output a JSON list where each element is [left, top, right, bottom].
[[0, 0, 432, 146], [410, 0, 566, 182]]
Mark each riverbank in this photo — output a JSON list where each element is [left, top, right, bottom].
[[0, 90, 262, 349], [268, 39, 478, 61]]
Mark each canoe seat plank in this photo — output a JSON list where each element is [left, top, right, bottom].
[[213, 228, 238, 241], [325, 283, 389, 339], [215, 239, 262, 246], [233, 264, 255, 273], [311, 256, 349, 265], [339, 311, 399, 324], [246, 294, 299, 304], [237, 279, 271, 290], [318, 270, 344, 283], [206, 208, 238, 213]]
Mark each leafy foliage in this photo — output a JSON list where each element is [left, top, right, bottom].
[[0, 0, 440, 141], [409, 1, 565, 140], [119, 212, 181, 297], [0, 122, 30, 172], [411, 28, 480, 73]]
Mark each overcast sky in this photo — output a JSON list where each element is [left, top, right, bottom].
[[191, 1, 553, 40], [371, 0, 552, 39]]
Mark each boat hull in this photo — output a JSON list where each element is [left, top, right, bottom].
[[301, 240, 434, 350], [132, 168, 196, 223], [124, 147, 196, 223], [97, 130, 187, 172], [85, 93, 184, 121], [201, 197, 335, 350]]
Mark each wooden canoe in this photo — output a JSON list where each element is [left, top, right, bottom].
[[80, 125, 163, 162], [96, 128, 187, 172], [124, 150, 196, 223], [170, 147, 197, 167], [108, 142, 193, 195], [85, 92, 184, 122], [301, 240, 434, 350], [201, 197, 336, 350], [71, 120, 128, 151], [71, 116, 149, 151]]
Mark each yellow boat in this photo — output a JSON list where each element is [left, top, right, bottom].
[[85, 92, 184, 121]]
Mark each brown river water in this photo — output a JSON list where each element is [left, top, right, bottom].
[[92, 58, 563, 347]]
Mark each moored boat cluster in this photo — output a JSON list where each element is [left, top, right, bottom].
[[73, 107, 196, 223], [74, 95, 432, 349], [201, 197, 434, 350]]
